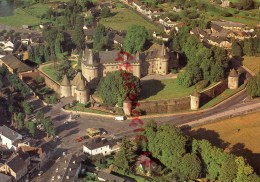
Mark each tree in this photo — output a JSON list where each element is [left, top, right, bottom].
[[35, 111, 45, 124], [93, 24, 107, 51], [236, 0, 254, 10], [101, 6, 111, 18], [17, 112, 24, 130], [22, 101, 34, 120], [179, 153, 202, 180], [54, 58, 75, 81], [55, 32, 65, 59], [113, 137, 136, 173], [210, 63, 225, 82], [247, 74, 260, 98], [243, 38, 255, 56], [231, 40, 243, 57], [97, 70, 141, 106], [177, 71, 193, 87], [42, 117, 56, 138], [72, 15, 85, 51], [27, 121, 36, 137], [123, 25, 150, 54]]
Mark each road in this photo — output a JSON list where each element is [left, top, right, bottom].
[[30, 89, 260, 182]]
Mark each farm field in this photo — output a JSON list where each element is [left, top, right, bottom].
[[100, 8, 162, 32], [0, 3, 49, 27], [187, 111, 260, 174], [243, 56, 260, 75]]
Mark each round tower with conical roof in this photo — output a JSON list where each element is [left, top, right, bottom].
[[60, 75, 71, 97], [158, 43, 169, 76], [228, 69, 239, 90], [132, 51, 141, 78], [81, 48, 99, 86], [75, 78, 89, 104], [190, 91, 200, 110]]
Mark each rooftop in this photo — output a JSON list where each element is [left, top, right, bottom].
[[0, 125, 22, 141], [0, 55, 33, 73]]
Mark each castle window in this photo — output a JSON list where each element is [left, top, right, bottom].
[[160, 67, 161, 69]]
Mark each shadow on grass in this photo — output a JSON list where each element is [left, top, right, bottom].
[[140, 79, 165, 100]]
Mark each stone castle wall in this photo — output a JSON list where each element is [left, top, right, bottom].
[[38, 69, 60, 94]]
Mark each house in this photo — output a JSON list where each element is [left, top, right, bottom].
[[221, 0, 230, 7], [0, 150, 30, 181], [0, 54, 33, 75], [113, 34, 124, 47], [0, 173, 12, 182], [211, 20, 246, 31], [97, 171, 127, 182], [84, 28, 94, 42], [62, 154, 86, 182], [0, 125, 23, 150], [159, 17, 177, 28], [83, 138, 119, 156], [135, 155, 157, 176]]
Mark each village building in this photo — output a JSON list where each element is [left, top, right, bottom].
[[97, 171, 127, 182], [0, 150, 30, 181], [0, 173, 12, 182], [83, 138, 119, 156], [0, 125, 23, 150]]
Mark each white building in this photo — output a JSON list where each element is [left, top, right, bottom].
[[0, 125, 22, 150], [83, 138, 119, 156]]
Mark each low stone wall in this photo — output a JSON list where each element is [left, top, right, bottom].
[[138, 96, 190, 114], [38, 69, 60, 94]]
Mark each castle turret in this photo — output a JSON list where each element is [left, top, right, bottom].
[[190, 91, 200, 110], [81, 48, 99, 86], [60, 75, 71, 97], [131, 51, 141, 78], [71, 72, 83, 96], [159, 43, 169, 75], [228, 69, 239, 90], [123, 97, 132, 116], [75, 78, 89, 104]]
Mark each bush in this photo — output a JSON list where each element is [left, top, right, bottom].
[[221, 11, 232, 17], [35, 76, 45, 84], [195, 80, 210, 90], [171, 68, 178, 74], [233, 9, 239, 14]]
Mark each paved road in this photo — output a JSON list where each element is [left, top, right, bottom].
[[30, 89, 260, 181]]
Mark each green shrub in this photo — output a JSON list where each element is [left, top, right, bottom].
[[35, 76, 45, 84], [171, 68, 178, 74], [195, 80, 210, 90]]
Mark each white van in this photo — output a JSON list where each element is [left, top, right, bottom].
[[115, 116, 125, 121]]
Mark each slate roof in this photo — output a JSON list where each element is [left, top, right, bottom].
[[6, 152, 29, 173], [229, 69, 238, 77], [0, 125, 22, 141], [77, 78, 86, 91], [0, 55, 33, 73], [211, 20, 245, 28], [113, 34, 124, 44], [71, 72, 83, 86], [0, 173, 12, 182], [61, 75, 70, 86], [84, 138, 117, 150]]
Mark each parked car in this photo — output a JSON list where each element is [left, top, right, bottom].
[[115, 116, 126, 121], [38, 171, 43, 176]]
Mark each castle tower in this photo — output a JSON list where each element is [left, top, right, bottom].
[[71, 71, 83, 96], [81, 48, 99, 86], [228, 69, 239, 90], [132, 51, 141, 78], [75, 78, 89, 104], [123, 97, 132, 116], [159, 43, 169, 76], [190, 91, 200, 110], [60, 75, 71, 97]]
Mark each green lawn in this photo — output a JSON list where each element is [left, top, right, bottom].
[[0, 3, 49, 27], [41, 64, 59, 82], [201, 84, 246, 109], [99, 8, 162, 32], [243, 56, 260, 75], [140, 79, 196, 101]]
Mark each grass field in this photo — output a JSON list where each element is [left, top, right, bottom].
[[140, 79, 195, 101], [188, 111, 260, 174], [99, 8, 162, 32], [0, 3, 49, 27], [243, 56, 260, 75], [41, 64, 59, 82]]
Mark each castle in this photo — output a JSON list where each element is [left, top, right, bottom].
[[81, 44, 177, 87], [60, 44, 177, 104]]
